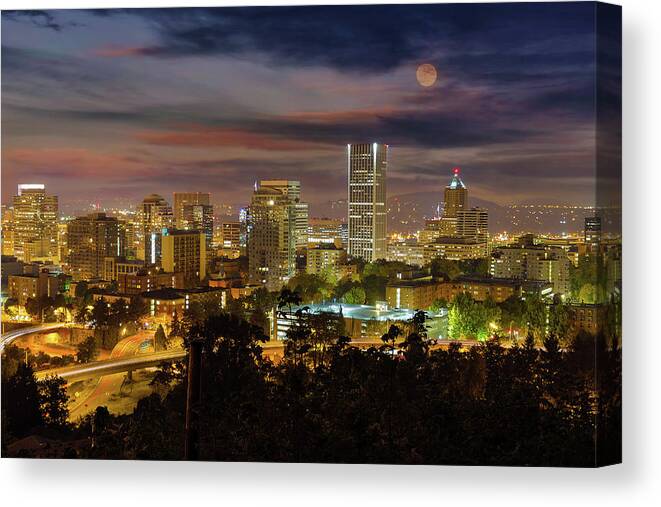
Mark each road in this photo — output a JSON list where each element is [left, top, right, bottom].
[[0, 322, 65, 351], [65, 330, 156, 420]]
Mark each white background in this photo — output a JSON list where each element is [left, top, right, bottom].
[[0, 0, 659, 505]]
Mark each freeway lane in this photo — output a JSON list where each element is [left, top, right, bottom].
[[37, 349, 186, 382], [0, 323, 65, 351]]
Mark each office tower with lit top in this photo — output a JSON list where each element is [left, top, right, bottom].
[[347, 143, 388, 262], [259, 180, 309, 249], [443, 168, 468, 218], [247, 181, 301, 290], [11, 184, 59, 263]]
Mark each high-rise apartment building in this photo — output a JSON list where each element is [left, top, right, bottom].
[[347, 143, 388, 262], [12, 184, 59, 262], [161, 229, 207, 288], [247, 183, 300, 290], [140, 194, 173, 264], [173, 192, 211, 229], [66, 212, 126, 281]]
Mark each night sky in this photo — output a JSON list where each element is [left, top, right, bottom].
[[2, 3, 603, 212]]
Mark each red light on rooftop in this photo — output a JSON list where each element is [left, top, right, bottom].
[[453, 167, 461, 175]]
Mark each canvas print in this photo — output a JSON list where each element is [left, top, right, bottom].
[[0, 2, 621, 466]]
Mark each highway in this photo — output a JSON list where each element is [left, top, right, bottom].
[[0, 322, 65, 351], [36, 349, 186, 382]]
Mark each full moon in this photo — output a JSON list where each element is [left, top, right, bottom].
[[416, 63, 438, 87]]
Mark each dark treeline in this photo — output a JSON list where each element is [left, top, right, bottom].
[[2, 296, 621, 465]]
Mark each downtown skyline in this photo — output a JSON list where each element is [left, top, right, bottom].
[[2, 4, 607, 210]]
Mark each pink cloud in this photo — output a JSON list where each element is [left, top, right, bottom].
[[135, 125, 327, 151], [92, 45, 150, 58]]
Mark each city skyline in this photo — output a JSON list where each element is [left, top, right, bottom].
[[1, 4, 610, 208]]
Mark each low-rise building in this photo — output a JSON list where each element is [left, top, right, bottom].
[[306, 244, 347, 278], [8, 270, 64, 306], [438, 277, 553, 303]]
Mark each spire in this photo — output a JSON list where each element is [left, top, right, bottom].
[[447, 167, 466, 190]]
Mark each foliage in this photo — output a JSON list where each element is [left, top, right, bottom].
[[76, 335, 99, 363], [448, 292, 501, 340], [154, 324, 169, 351], [343, 286, 366, 305]]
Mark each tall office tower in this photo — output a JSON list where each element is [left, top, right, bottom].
[[347, 143, 388, 262], [238, 207, 249, 252], [173, 192, 211, 228], [12, 184, 59, 262], [442, 168, 468, 218], [247, 183, 299, 290], [161, 229, 206, 288], [182, 203, 214, 248], [259, 180, 309, 249], [140, 194, 173, 264], [585, 216, 602, 254], [456, 208, 489, 244], [66, 213, 126, 281], [1, 205, 15, 256]]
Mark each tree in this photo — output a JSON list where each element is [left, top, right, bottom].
[[343, 286, 366, 305], [76, 336, 99, 363], [428, 258, 462, 280], [38, 375, 69, 429], [1, 362, 43, 437], [154, 324, 169, 351]]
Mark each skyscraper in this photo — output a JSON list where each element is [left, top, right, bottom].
[[140, 194, 173, 264], [347, 143, 388, 262], [442, 168, 468, 218], [259, 180, 309, 249], [173, 192, 211, 228], [585, 216, 602, 255], [182, 203, 214, 248], [12, 184, 59, 262], [247, 182, 300, 290], [66, 212, 126, 281]]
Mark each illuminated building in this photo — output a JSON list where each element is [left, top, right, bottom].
[[8, 269, 64, 306], [585, 216, 602, 255], [423, 237, 487, 261], [438, 277, 553, 304], [308, 217, 345, 247], [247, 181, 303, 290], [260, 180, 309, 249], [173, 192, 210, 229], [347, 143, 388, 262], [12, 184, 59, 262], [161, 229, 207, 288], [386, 272, 443, 309], [66, 213, 126, 281], [221, 221, 241, 249], [117, 267, 184, 294], [1, 205, 15, 256], [442, 167, 467, 219], [490, 241, 572, 296], [140, 194, 173, 263], [181, 203, 214, 248], [306, 244, 347, 279], [102, 256, 145, 281], [274, 302, 447, 342], [387, 242, 425, 266]]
